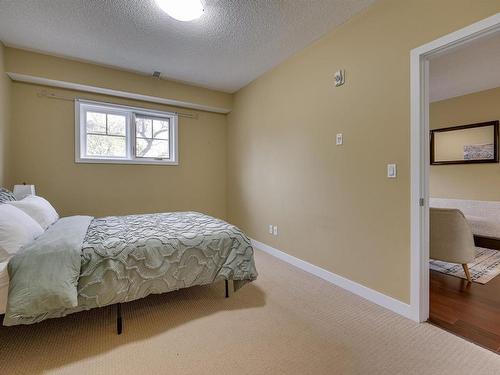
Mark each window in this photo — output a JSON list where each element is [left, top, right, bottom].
[[75, 100, 178, 165], [135, 116, 170, 159]]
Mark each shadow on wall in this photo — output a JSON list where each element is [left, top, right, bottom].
[[0, 281, 266, 374]]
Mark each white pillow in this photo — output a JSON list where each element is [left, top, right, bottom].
[[7, 195, 59, 230], [0, 204, 44, 261]]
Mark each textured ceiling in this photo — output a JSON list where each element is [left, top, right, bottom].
[[0, 0, 375, 93], [429, 30, 500, 102]]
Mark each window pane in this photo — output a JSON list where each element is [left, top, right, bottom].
[[86, 112, 106, 133], [87, 134, 126, 157], [153, 119, 169, 140], [108, 114, 126, 136], [136, 118, 152, 138], [78, 102, 177, 164], [136, 139, 169, 159]]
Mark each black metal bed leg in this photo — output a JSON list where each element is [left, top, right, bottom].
[[225, 279, 229, 298], [116, 303, 123, 335]]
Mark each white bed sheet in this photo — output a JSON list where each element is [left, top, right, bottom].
[[0, 261, 9, 315]]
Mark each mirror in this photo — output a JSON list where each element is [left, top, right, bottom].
[[430, 121, 499, 165]]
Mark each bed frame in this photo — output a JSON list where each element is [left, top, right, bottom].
[[114, 279, 230, 335], [0, 280, 230, 335], [474, 235, 500, 251]]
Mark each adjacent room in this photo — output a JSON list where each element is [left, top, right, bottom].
[[427, 30, 500, 351], [0, 1, 499, 374]]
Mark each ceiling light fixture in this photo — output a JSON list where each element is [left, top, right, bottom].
[[155, 0, 204, 22]]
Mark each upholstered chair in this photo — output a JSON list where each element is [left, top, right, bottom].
[[430, 208, 476, 282]]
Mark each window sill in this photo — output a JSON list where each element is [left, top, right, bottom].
[[75, 157, 179, 166]]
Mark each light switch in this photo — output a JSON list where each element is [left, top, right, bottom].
[[336, 133, 343, 145], [269, 224, 273, 234], [387, 164, 397, 178], [273, 226, 278, 236]]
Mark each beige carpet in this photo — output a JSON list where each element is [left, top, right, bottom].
[[0, 250, 499, 375]]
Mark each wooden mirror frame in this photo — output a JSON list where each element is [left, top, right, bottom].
[[430, 120, 499, 165]]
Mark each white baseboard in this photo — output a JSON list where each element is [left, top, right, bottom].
[[251, 238, 417, 321]]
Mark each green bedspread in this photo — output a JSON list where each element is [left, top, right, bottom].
[[3, 212, 257, 326]]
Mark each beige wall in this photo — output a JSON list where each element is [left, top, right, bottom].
[[8, 82, 228, 219], [4, 47, 232, 219], [5, 47, 232, 112], [227, 0, 500, 303], [0, 43, 10, 185], [430, 87, 500, 201], [3, 0, 500, 305]]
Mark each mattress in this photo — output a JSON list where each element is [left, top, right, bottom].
[[430, 198, 500, 238], [0, 261, 8, 315], [466, 215, 500, 238]]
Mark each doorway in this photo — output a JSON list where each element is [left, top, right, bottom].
[[409, 13, 500, 343]]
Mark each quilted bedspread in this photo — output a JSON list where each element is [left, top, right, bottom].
[[4, 212, 257, 325]]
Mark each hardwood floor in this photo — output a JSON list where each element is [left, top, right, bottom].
[[429, 269, 500, 353]]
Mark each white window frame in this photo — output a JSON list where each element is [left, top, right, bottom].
[[75, 99, 178, 165]]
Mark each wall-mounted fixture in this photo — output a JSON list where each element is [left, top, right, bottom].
[[334, 69, 345, 87], [268, 224, 278, 236], [13, 184, 36, 200], [155, 0, 204, 22], [387, 164, 397, 178], [152, 71, 161, 79]]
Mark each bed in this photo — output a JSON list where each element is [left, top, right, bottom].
[[0, 196, 258, 334], [0, 261, 8, 315]]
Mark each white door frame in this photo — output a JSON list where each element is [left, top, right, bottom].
[[410, 13, 500, 322]]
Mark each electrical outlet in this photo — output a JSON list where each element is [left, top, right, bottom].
[[273, 226, 278, 236], [336, 133, 343, 145], [269, 224, 273, 234]]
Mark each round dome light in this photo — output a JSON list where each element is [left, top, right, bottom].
[[155, 0, 204, 22]]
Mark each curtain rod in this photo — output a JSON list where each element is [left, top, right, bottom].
[[36, 89, 198, 119]]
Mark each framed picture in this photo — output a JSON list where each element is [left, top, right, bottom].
[[430, 120, 499, 165]]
